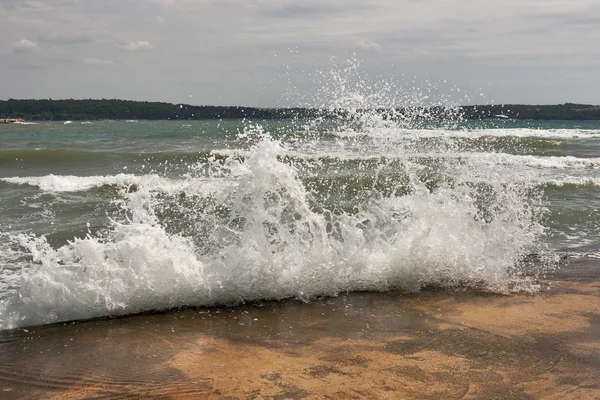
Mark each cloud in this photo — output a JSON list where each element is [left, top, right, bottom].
[[121, 40, 153, 51], [355, 40, 381, 52], [84, 58, 118, 67], [265, 3, 347, 18], [1, 0, 600, 105], [42, 32, 93, 45], [12, 39, 40, 53]]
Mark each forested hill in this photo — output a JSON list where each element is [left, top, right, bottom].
[[460, 104, 600, 120], [0, 99, 297, 121], [1, 99, 599, 121]]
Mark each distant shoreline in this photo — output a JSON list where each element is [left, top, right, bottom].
[[2, 99, 600, 121]]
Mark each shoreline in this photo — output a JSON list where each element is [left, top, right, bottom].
[[3, 99, 600, 121], [0, 257, 599, 399]]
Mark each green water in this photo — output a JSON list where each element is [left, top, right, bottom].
[[2, 119, 600, 252]]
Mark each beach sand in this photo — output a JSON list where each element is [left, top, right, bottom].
[[1, 257, 599, 399]]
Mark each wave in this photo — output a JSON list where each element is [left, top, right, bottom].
[[218, 149, 600, 169], [0, 137, 552, 329], [2, 62, 585, 329], [462, 153, 600, 170], [3, 149, 600, 195], [332, 128, 600, 140], [3, 146, 598, 172], [542, 179, 600, 189], [409, 136, 568, 151], [1, 174, 147, 192], [3, 172, 599, 200], [0, 173, 232, 196]]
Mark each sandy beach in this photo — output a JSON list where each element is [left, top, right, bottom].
[[0, 257, 599, 399]]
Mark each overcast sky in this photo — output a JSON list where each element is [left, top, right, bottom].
[[1, 0, 600, 106]]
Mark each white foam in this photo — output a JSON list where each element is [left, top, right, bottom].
[[464, 153, 600, 169], [280, 149, 600, 171], [543, 177, 600, 187], [0, 174, 231, 196], [333, 127, 600, 140], [1, 220, 209, 328], [1, 174, 141, 192]]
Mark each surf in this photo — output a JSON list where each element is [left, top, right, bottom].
[[0, 64, 558, 330]]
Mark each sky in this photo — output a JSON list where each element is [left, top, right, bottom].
[[1, 0, 600, 107]]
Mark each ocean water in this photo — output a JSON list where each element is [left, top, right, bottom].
[[1, 115, 600, 329]]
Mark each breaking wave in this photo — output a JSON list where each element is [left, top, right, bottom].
[[0, 64, 559, 330]]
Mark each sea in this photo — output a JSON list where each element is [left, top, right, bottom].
[[1, 114, 600, 330]]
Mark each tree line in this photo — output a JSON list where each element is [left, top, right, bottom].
[[1, 99, 599, 121]]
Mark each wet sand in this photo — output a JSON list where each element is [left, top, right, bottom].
[[1, 258, 599, 399]]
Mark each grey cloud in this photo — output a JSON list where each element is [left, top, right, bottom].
[[84, 58, 119, 67], [355, 40, 381, 52], [264, 2, 357, 18], [120, 41, 153, 51], [535, 11, 600, 28], [12, 39, 40, 53], [40, 32, 94, 45], [1, 0, 52, 11]]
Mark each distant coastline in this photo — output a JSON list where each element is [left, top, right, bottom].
[[1, 99, 600, 121]]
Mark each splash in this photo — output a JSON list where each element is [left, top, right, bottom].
[[0, 62, 552, 329]]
